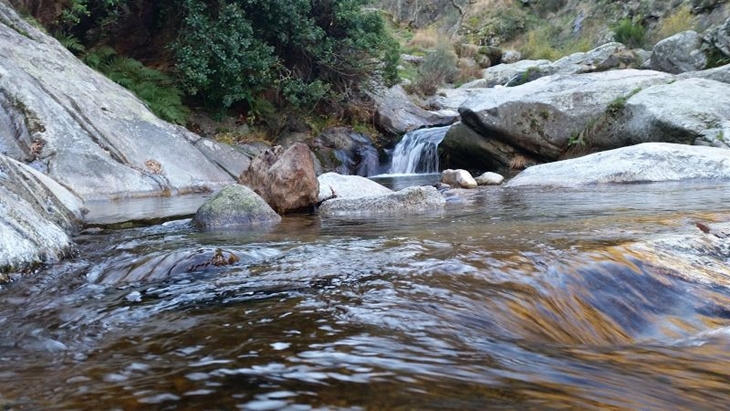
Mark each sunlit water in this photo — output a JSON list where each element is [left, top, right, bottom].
[[3, 181, 730, 410]]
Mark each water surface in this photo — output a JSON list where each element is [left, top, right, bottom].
[[2, 181, 730, 410]]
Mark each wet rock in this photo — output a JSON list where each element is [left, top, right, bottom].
[[506, 143, 730, 187], [627, 221, 730, 288], [92, 247, 242, 284], [440, 122, 535, 171], [475, 171, 505, 185], [0, 3, 237, 201], [312, 128, 380, 176], [372, 85, 457, 135], [605, 78, 730, 148], [441, 169, 478, 189], [318, 186, 445, 217], [239, 143, 319, 213], [459, 69, 675, 161], [317, 172, 392, 203], [192, 185, 281, 230], [650, 31, 707, 74], [0, 153, 83, 273]]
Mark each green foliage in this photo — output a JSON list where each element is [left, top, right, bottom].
[[55, 32, 86, 55], [412, 43, 458, 96], [613, 18, 647, 48], [84, 47, 190, 124], [172, 0, 400, 111], [475, 7, 528, 45]]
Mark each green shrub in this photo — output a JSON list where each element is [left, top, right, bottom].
[[172, 0, 399, 110], [613, 18, 647, 48]]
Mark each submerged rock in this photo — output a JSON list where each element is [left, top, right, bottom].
[[91, 247, 242, 284], [0, 153, 83, 274], [192, 185, 281, 230], [506, 143, 730, 187], [317, 172, 392, 202], [318, 186, 445, 217], [239, 143, 319, 213], [441, 169, 478, 189]]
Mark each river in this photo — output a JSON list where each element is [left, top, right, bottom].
[[2, 181, 730, 410]]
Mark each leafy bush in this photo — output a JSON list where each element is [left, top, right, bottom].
[[412, 43, 458, 96], [172, 0, 400, 110], [613, 18, 647, 48]]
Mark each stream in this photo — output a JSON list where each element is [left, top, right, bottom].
[[2, 180, 730, 410]]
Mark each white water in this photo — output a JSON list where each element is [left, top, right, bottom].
[[389, 126, 450, 174]]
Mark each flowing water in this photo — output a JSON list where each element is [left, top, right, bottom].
[[389, 127, 449, 175], [3, 181, 730, 410]]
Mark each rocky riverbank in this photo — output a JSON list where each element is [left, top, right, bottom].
[[3, 0, 730, 274]]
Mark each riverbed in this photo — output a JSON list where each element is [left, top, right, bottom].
[[2, 181, 730, 410]]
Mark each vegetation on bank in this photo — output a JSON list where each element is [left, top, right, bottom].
[[12, 0, 729, 139], [17, 0, 399, 134]]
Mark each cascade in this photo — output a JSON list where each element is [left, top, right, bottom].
[[389, 126, 450, 174]]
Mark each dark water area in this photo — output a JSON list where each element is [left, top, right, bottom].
[[3, 181, 730, 410]]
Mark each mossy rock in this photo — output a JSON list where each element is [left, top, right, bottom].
[[192, 184, 281, 230]]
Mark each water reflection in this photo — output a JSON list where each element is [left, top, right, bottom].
[[1, 181, 730, 409]]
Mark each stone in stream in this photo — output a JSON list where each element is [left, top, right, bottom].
[[317, 172, 392, 203], [475, 171, 505, 185], [318, 186, 445, 217], [192, 185, 281, 230], [239, 143, 319, 214], [441, 169, 478, 189], [91, 247, 242, 284]]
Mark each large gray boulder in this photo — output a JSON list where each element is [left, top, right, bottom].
[[0, 2, 243, 202], [604, 78, 730, 148], [703, 18, 730, 61], [679, 63, 730, 84], [506, 143, 730, 187], [458, 69, 675, 161], [440, 122, 537, 171], [372, 85, 457, 135], [317, 172, 392, 202], [239, 143, 319, 213], [0, 153, 83, 274], [192, 185, 281, 230], [650, 31, 707, 74], [462, 59, 552, 89], [548, 42, 637, 75], [319, 186, 445, 217]]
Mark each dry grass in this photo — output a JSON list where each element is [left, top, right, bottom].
[[456, 43, 480, 58], [409, 28, 441, 49], [653, 5, 696, 43], [509, 154, 529, 170], [456, 58, 483, 83]]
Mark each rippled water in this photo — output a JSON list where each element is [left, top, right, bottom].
[[3, 181, 730, 410]]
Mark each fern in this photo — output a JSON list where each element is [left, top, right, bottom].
[[81, 47, 190, 124], [55, 32, 86, 55]]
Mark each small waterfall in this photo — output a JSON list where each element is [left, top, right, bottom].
[[389, 126, 450, 174]]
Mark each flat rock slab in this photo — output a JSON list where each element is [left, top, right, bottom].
[[317, 172, 392, 202], [318, 186, 445, 217], [506, 143, 730, 187]]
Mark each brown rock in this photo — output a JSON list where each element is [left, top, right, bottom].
[[239, 143, 319, 213]]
